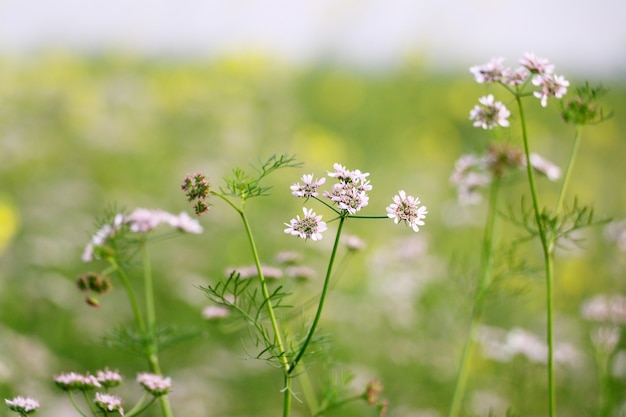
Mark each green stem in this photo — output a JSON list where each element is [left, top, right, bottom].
[[515, 95, 555, 417], [289, 216, 347, 373], [67, 391, 89, 417], [213, 191, 292, 414], [448, 177, 500, 417], [239, 211, 290, 370], [283, 375, 292, 417], [294, 362, 320, 416], [140, 243, 174, 417], [554, 125, 582, 220], [108, 259, 147, 335]]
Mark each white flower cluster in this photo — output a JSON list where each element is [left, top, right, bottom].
[[286, 163, 427, 240], [450, 149, 561, 205], [476, 325, 579, 365], [94, 392, 124, 415], [5, 396, 40, 414], [82, 208, 202, 261], [137, 372, 172, 396], [469, 53, 570, 129]]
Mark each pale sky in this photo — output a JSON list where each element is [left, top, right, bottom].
[[1, 0, 625, 75]]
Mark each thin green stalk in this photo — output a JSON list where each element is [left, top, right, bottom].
[[283, 375, 292, 417], [294, 363, 320, 416], [515, 95, 555, 417], [108, 259, 147, 335], [448, 177, 500, 417], [140, 242, 174, 417], [212, 191, 292, 415], [239, 211, 290, 371], [67, 391, 89, 417], [289, 216, 347, 374], [554, 125, 582, 226]]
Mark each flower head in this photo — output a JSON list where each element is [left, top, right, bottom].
[[165, 211, 203, 234], [5, 397, 39, 414], [202, 305, 230, 320], [323, 163, 372, 214], [532, 73, 569, 107], [469, 94, 511, 129], [470, 57, 506, 84], [54, 372, 102, 391], [284, 208, 327, 241], [290, 174, 326, 198], [137, 373, 172, 396], [449, 154, 491, 205], [364, 379, 384, 405], [96, 368, 123, 388], [94, 393, 124, 415], [181, 172, 211, 215], [526, 153, 562, 181], [502, 66, 530, 86], [386, 191, 427, 232], [519, 52, 554, 75]]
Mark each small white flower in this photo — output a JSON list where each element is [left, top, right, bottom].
[[327, 163, 370, 185], [284, 207, 327, 241], [342, 234, 367, 251], [526, 153, 561, 181], [532, 73, 569, 107], [94, 393, 124, 415], [386, 191, 428, 232], [502, 66, 530, 86], [54, 372, 102, 390], [96, 368, 123, 388], [470, 57, 506, 84], [124, 208, 170, 233], [581, 294, 626, 325], [137, 373, 172, 396], [290, 174, 326, 198], [202, 305, 230, 320], [5, 396, 40, 414], [166, 212, 203, 234], [450, 154, 492, 205], [469, 94, 511, 129], [519, 52, 554, 75]]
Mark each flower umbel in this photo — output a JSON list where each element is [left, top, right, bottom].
[[94, 393, 124, 415], [469, 57, 506, 84], [181, 172, 211, 215], [532, 73, 570, 107], [284, 207, 327, 241], [290, 174, 326, 198], [5, 397, 39, 415], [323, 163, 372, 214], [54, 372, 102, 391], [469, 94, 511, 129], [137, 372, 172, 396], [387, 191, 427, 232], [96, 368, 123, 388]]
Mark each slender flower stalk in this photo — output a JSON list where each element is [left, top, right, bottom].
[[289, 215, 347, 373], [210, 190, 292, 416], [515, 94, 555, 417]]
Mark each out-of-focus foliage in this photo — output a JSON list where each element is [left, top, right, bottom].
[[1, 51, 625, 417]]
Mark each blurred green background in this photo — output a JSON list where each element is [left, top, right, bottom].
[[1, 51, 626, 416]]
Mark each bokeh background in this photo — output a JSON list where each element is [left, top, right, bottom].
[[1, 1, 626, 416]]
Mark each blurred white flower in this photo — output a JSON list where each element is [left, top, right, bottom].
[[469, 57, 506, 84], [469, 94, 511, 129]]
